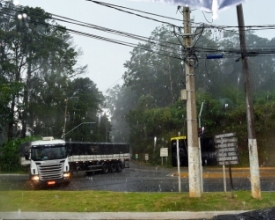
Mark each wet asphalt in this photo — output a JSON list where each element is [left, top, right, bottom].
[[1, 162, 275, 219]]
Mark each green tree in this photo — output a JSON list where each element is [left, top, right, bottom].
[[64, 77, 107, 142], [109, 24, 275, 165], [123, 25, 183, 108], [105, 85, 137, 142], [0, 2, 87, 141]]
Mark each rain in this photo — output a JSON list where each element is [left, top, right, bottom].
[[0, 0, 275, 219]]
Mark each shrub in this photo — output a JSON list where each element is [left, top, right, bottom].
[[0, 137, 38, 172]]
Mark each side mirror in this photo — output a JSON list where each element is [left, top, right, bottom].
[[24, 152, 29, 160]]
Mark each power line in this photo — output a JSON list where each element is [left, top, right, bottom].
[[51, 13, 183, 50], [0, 14, 184, 61], [86, 1, 275, 33], [1, 3, 275, 62], [86, 0, 182, 28], [4, 1, 275, 40], [86, 0, 183, 22], [2, 9, 275, 62], [0, 4, 186, 57]]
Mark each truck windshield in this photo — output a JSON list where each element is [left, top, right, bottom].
[[31, 145, 67, 161]]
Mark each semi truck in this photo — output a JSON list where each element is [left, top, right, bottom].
[[66, 141, 130, 174], [20, 137, 131, 188], [20, 137, 71, 187]]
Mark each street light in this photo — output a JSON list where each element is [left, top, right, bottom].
[[62, 97, 78, 139], [17, 13, 27, 20], [63, 122, 96, 140], [154, 136, 157, 153]]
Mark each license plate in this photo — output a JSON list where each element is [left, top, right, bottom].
[[47, 181, 56, 185]]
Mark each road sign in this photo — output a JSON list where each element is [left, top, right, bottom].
[[160, 148, 168, 157], [215, 133, 239, 166], [145, 153, 149, 161], [215, 132, 235, 139]]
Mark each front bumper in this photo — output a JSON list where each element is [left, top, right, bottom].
[[30, 173, 71, 187]]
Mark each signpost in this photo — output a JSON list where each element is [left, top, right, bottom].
[[176, 139, 181, 193], [145, 153, 149, 163], [215, 133, 239, 197], [160, 148, 168, 165]]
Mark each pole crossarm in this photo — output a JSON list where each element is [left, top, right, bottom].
[[64, 122, 96, 137]]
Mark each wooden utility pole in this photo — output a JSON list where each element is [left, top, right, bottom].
[[183, 7, 202, 198], [236, 5, 261, 199]]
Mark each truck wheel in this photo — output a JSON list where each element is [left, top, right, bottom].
[[110, 162, 117, 173], [102, 163, 109, 174], [116, 162, 123, 172]]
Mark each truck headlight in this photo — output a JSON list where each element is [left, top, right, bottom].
[[31, 175, 39, 181], [63, 172, 71, 178]]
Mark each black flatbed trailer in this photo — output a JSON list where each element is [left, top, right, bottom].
[[66, 142, 130, 174]]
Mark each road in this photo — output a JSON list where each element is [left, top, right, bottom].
[[1, 162, 275, 192]]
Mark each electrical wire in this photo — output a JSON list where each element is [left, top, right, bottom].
[[0, 10, 184, 60], [0, 5, 186, 57], [202, 11, 213, 24], [86, 0, 183, 22], [50, 13, 184, 52], [86, 0, 182, 28], [1, 2, 275, 64]]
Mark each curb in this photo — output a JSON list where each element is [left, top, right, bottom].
[[0, 211, 248, 220]]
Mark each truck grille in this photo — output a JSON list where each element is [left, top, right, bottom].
[[38, 163, 63, 181]]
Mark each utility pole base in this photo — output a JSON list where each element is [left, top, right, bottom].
[[249, 139, 261, 199], [188, 146, 202, 198]]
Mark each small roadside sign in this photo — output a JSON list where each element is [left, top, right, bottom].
[[160, 148, 168, 157], [145, 153, 149, 161], [215, 132, 239, 196]]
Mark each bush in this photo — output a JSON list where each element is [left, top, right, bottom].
[[0, 137, 38, 172]]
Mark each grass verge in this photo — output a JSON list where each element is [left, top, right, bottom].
[[1, 191, 275, 212]]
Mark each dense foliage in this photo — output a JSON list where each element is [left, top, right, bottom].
[[0, 1, 110, 144], [0, 136, 39, 172], [107, 25, 275, 166], [1, 1, 275, 170]]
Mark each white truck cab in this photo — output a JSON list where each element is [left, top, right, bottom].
[[21, 137, 71, 187]]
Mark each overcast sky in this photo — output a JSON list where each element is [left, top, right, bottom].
[[17, 0, 275, 95]]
